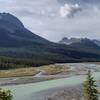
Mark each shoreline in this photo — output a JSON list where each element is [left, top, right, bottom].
[[0, 62, 100, 87], [0, 73, 78, 87]]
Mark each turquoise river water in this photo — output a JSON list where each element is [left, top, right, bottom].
[[2, 72, 100, 100]]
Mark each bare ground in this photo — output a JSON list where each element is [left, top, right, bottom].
[[31, 85, 83, 100]]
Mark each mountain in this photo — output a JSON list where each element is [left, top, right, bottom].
[[0, 13, 51, 47], [59, 37, 100, 48], [93, 39, 100, 46], [70, 38, 100, 49], [0, 13, 24, 31], [0, 13, 100, 69], [59, 37, 81, 45]]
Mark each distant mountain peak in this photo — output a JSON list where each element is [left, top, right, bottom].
[[59, 37, 81, 45], [62, 37, 68, 40], [58, 37, 100, 48], [93, 39, 100, 46]]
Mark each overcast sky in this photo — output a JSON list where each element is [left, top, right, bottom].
[[0, 0, 100, 41]]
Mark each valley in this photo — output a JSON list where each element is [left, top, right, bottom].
[[0, 12, 99, 100], [0, 0, 100, 100]]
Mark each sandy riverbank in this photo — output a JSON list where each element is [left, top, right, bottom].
[[31, 85, 83, 100], [31, 84, 100, 100], [0, 76, 58, 86], [0, 62, 100, 86]]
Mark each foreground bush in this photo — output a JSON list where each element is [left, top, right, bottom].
[[83, 71, 98, 100], [0, 88, 13, 100]]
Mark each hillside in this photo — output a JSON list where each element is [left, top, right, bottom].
[[0, 13, 100, 69]]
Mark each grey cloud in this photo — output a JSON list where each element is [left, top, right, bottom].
[[59, 4, 82, 18], [57, 0, 100, 5], [0, 0, 100, 42]]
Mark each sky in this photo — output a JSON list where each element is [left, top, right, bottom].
[[0, 0, 100, 42]]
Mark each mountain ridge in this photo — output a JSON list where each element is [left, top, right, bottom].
[[58, 37, 100, 47], [0, 13, 100, 69], [0, 13, 51, 47]]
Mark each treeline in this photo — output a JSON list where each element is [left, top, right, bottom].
[[0, 56, 54, 70], [0, 56, 100, 70], [0, 44, 100, 70]]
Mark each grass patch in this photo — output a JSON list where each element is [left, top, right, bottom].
[[0, 64, 71, 77], [0, 67, 39, 78], [40, 64, 70, 75]]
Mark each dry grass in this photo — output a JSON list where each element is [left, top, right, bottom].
[[0, 67, 39, 78], [40, 64, 70, 75], [0, 64, 70, 77]]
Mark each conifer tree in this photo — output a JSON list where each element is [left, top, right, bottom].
[[83, 70, 98, 100], [0, 88, 13, 100]]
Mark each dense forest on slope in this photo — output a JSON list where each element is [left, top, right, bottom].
[[0, 45, 100, 70]]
